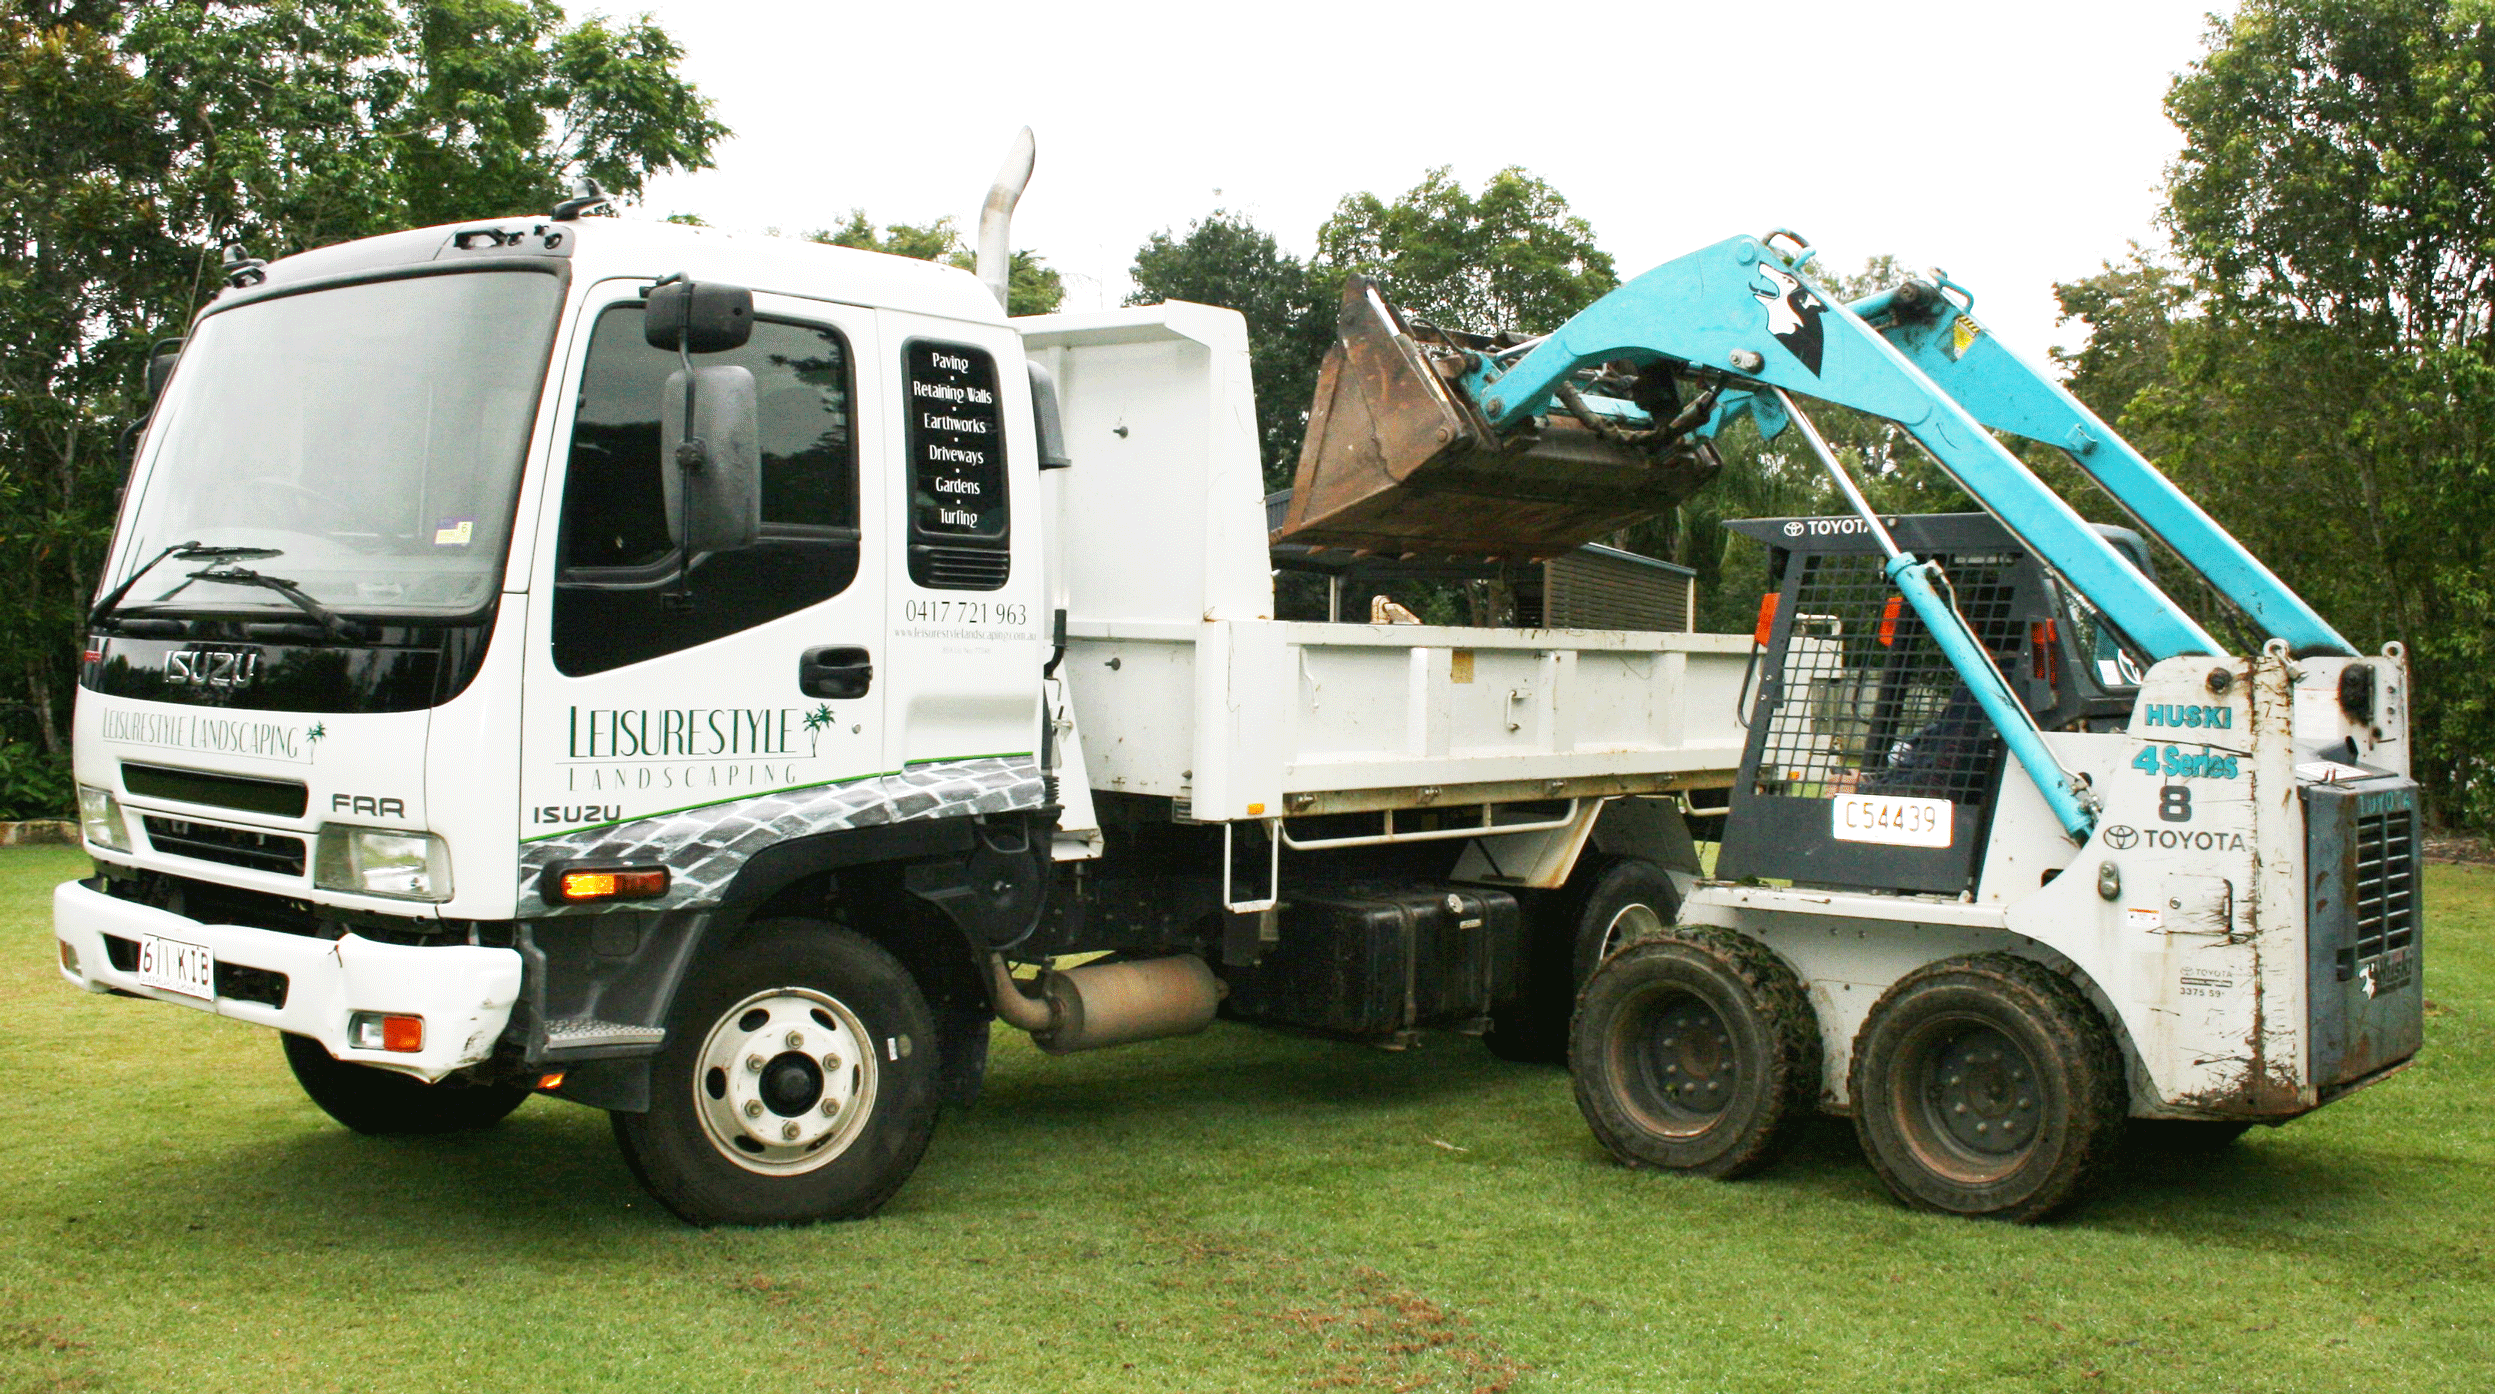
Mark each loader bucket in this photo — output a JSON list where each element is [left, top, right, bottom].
[[1273, 276, 1718, 558]]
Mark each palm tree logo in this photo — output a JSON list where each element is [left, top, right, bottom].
[[801, 704, 835, 756], [305, 722, 326, 763]]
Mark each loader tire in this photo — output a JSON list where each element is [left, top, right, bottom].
[[1486, 858, 1678, 1065], [1850, 954, 2126, 1222], [612, 922, 940, 1227], [282, 1033, 532, 1135], [1570, 929, 1820, 1179]]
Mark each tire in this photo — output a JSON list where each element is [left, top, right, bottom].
[[2129, 1119, 2255, 1154], [281, 1033, 532, 1135], [1569, 929, 1820, 1179], [612, 921, 940, 1226], [1486, 858, 1680, 1065], [1849, 954, 2127, 1222]]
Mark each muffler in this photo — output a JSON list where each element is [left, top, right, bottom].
[[987, 954, 1223, 1055]]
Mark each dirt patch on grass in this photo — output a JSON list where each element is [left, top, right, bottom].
[[1272, 1267, 1526, 1394], [0, 1302, 103, 1393], [1154, 1226, 1526, 1394]]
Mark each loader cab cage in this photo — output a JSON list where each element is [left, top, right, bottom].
[[1718, 513, 2148, 896]]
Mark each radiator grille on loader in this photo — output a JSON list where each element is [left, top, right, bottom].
[[2351, 806, 2418, 967]]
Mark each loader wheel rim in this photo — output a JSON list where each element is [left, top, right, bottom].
[[1899, 1017, 2042, 1178], [1597, 902, 1666, 965], [693, 987, 879, 1177], [1613, 985, 1737, 1134]]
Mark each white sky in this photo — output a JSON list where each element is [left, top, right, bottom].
[[632, 0, 2231, 359]]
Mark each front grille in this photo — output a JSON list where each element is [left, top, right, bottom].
[[121, 762, 307, 817], [140, 816, 306, 876], [909, 544, 1010, 590], [2352, 806, 2418, 962]]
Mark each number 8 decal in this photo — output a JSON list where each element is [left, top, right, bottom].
[[2158, 785, 2192, 823]]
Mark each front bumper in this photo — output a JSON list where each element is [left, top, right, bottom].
[[52, 879, 522, 1081]]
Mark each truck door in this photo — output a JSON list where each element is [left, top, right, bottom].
[[872, 308, 1045, 774], [515, 286, 887, 906]]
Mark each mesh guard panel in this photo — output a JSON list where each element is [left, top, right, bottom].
[[1722, 549, 2027, 895], [1749, 552, 2018, 804]]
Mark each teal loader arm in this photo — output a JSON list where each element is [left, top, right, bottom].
[[1463, 234, 2224, 665], [1846, 281, 2355, 657], [1456, 232, 2294, 842]]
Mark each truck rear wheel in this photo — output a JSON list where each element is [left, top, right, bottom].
[[612, 922, 940, 1226], [1486, 858, 1679, 1065], [1569, 929, 1819, 1179], [281, 1033, 532, 1135], [1850, 954, 2125, 1222]]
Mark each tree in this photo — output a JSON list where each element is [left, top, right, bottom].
[[2057, 0, 2495, 827], [0, 0, 725, 812], [1313, 166, 1617, 335], [1126, 210, 1330, 487], [813, 210, 1065, 317]]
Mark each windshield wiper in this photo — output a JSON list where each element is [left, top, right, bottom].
[[151, 565, 365, 640], [88, 542, 285, 628]]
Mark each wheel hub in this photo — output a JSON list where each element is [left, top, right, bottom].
[[1926, 1026, 2035, 1157], [760, 1053, 824, 1116], [694, 988, 878, 1175], [1630, 991, 1736, 1124]]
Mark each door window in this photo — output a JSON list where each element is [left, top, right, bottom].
[[554, 304, 859, 675], [904, 340, 1010, 590]]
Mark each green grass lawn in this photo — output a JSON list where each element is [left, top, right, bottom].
[[2, 844, 2488, 1394]]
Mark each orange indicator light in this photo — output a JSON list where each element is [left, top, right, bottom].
[[556, 866, 669, 902]]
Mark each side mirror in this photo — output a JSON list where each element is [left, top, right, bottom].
[[144, 337, 185, 402], [644, 280, 753, 354], [661, 364, 761, 555], [1027, 360, 1072, 470]]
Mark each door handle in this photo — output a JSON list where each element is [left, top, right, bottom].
[[799, 646, 873, 699]]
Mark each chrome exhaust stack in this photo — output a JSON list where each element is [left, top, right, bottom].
[[976, 127, 1036, 312]]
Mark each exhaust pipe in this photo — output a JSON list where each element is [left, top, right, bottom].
[[976, 127, 1037, 312], [987, 953, 1222, 1055]]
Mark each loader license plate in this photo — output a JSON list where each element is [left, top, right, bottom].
[[1832, 794, 1953, 849], [136, 934, 215, 1000]]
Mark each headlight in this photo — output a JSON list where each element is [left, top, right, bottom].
[[314, 825, 453, 902], [77, 785, 131, 853]]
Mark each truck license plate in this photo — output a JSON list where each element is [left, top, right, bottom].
[[136, 934, 215, 1000]]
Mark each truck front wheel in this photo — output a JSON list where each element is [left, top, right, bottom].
[[281, 1033, 532, 1134], [612, 922, 941, 1226], [1850, 954, 2126, 1222]]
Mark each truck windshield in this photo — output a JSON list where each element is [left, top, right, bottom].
[[115, 270, 563, 618]]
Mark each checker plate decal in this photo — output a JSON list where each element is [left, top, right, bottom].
[[519, 756, 1043, 912]]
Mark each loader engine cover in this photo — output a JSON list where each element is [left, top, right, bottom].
[[1273, 276, 1718, 559], [1219, 884, 1523, 1039]]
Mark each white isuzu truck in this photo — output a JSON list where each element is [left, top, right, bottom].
[[54, 150, 2422, 1225]]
